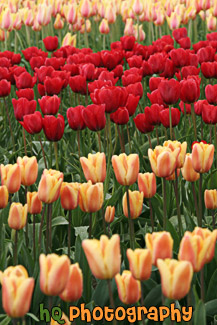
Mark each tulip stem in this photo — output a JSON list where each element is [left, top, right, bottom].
[[191, 104, 197, 141], [97, 131, 101, 152], [156, 126, 159, 145], [200, 268, 205, 302], [54, 142, 59, 170], [39, 205, 46, 253], [107, 279, 117, 325], [147, 133, 152, 149], [77, 130, 81, 158], [24, 186, 29, 247], [33, 214, 36, 261], [126, 186, 135, 249], [13, 230, 18, 266], [214, 124, 217, 168], [68, 210, 72, 259], [88, 213, 92, 239], [49, 203, 52, 251], [148, 199, 154, 232], [201, 117, 203, 139], [169, 105, 173, 140], [117, 125, 125, 153], [4, 98, 15, 152], [198, 174, 203, 227], [212, 210, 216, 229], [191, 182, 200, 225], [163, 178, 167, 231], [38, 135, 48, 169], [126, 124, 132, 153], [174, 170, 183, 237], [84, 18, 89, 48], [140, 282, 145, 325], [23, 128, 27, 156]]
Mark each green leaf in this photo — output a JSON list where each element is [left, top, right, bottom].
[[144, 284, 162, 308], [205, 299, 217, 317], [194, 300, 206, 325], [206, 269, 217, 302], [26, 313, 40, 321], [0, 316, 11, 325], [92, 280, 109, 307], [74, 226, 89, 240], [42, 216, 68, 231]]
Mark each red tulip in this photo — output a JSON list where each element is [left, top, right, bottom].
[[193, 41, 209, 52], [125, 94, 140, 116], [67, 106, 86, 130], [44, 77, 64, 95], [61, 63, 79, 76], [160, 108, 181, 127], [16, 89, 34, 100], [22, 47, 48, 61], [69, 75, 87, 95], [20, 111, 43, 134], [101, 50, 123, 70], [79, 63, 95, 81], [205, 84, 217, 104], [88, 80, 113, 93], [51, 70, 70, 88], [194, 100, 209, 116], [145, 104, 164, 125], [148, 53, 166, 74], [179, 101, 191, 114], [201, 62, 216, 78], [147, 89, 167, 107], [0, 79, 11, 97], [82, 104, 106, 131], [134, 113, 154, 133], [170, 48, 189, 67], [29, 56, 46, 71], [112, 64, 123, 78], [180, 77, 200, 103], [35, 66, 54, 83], [38, 95, 61, 115], [197, 46, 215, 64], [160, 59, 175, 78], [202, 104, 217, 124], [126, 82, 143, 99], [158, 79, 180, 105], [172, 27, 188, 42], [98, 70, 118, 85], [12, 98, 37, 121], [0, 67, 11, 81], [149, 77, 165, 92], [142, 61, 153, 77], [45, 57, 65, 70], [15, 71, 36, 89], [120, 35, 135, 50], [178, 37, 191, 49], [43, 114, 65, 141], [127, 55, 143, 69], [122, 73, 142, 87], [43, 36, 58, 52], [110, 107, 129, 125], [181, 66, 200, 79]]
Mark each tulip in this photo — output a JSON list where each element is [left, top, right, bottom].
[[38, 95, 61, 115], [0, 265, 28, 283], [42, 114, 65, 142], [126, 82, 143, 99], [8, 203, 28, 230], [178, 227, 217, 272], [144, 104, 164, 126], [172, 27, 188, 41], [178, 37, 191, 49], [80, 152, 106, 184], [115, 270, 141, 304], [110, 107, 129, 125], [44, 77, 64, 96], [163, 141, 187, 169], [15, 71, 36, 89], [0, 163, 21, 193], [104, 206, 115, 223], [43, 36, 58, 52], [78, 181, 103, 213], [82, 234, 121, 279], [2, 273, 34, 318], [125, 94, 140, 116], [204, 189, 217, 210], [60, 182, 79, 210], [39, 253, 70, 296], [20, 111, 43, 135], [159, 108, 181, 128], [157, 259, 193, 300], [0, 185, 8, 209], [59, 263, 83, 302], [122, 190, 143, 219], [17, 156, 38, 187], [127, 248, 152, 281], [112, 153, 139, 186], [158, 79, 180, 105], [194, 100, 208, 116], [69, 76, 87, 95], [147, 89, 166, 107], [145, 232, 173, 266], [148, 53, 166, 74], [38, 169, 63, 204], [16, 88, 34, 101], [170, 48, 189, 67], [180, 78, 200, 104], [134, 113, 155, 134], [27, 192, 42, 215], [181, 66, 200, 79], [205, 84, 217, 104], [67, 106, 86, 131], [202, 104, 217, 125], [138, 173, 156, 198], [99, 19, 110, 34], [191, 142, 214, 173], [201, 62, 216, 79], [197, 46, 215, 64], [181, 153, 200, 182], [82, 104, 106, 131], [0, 79, 11, 97], [12, 98, 37, 121]]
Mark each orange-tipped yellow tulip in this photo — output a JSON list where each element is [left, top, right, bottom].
[[82, 234, 121, 279], [145, 232, 173, 266], [0, 163, 21, 194], [78, 181, 103, 213], [60, 182, 79, 210], [8, 203, 28, 230], [181, 153, 200, 182], [204, 189, 217, 209], [0, 265, 28, 284], [178, 227, 217, 272], [38, 169, 63, 204], [112, 153, 139, 186], [127, 248, 152, 281], [39, 253, 70, 296], [80, 0, 92, 18], [27, 192, 42, 215], [17, 156, 38, 187], [59, 263, 83, 302], [192, 142, 214, 173], [115, 270, 141, 304], [138, 172, 156, 198], [122, 190, 143, 219], [0, 185, 8, 209], [163, 141, 187, 168], [80, 152, 106, 184], [104, 205, 115, 223], [148, 146, 180, 178], [157, 259, 193, 300]]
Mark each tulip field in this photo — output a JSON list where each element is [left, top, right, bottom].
[[2, 0, 217, 324]]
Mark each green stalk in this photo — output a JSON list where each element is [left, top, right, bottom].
[[148, 199, 154, 232], [13, 230, 18, 266], [169, 105, 173, 140], [191, 103, 197, 141], [54, 142, 59, 170], [33, 214, 36, 261], [163, 177, 167, 230], [68, 210, 72, 259], [88, 212, 92, 239], [198, 174, 203, 227], [107, 280, 117, 325], [126, 186, 135, 249], [200, 268, 205, 302]]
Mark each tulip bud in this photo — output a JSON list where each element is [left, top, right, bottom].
[[112, 153, 139, 186], [82, 234, 121, 279], [78, 181, 103, 213], [80, 152, 106, 184], [39, 253, 70, 296], [0, 185, 8, 209], [181, 153, 200, 182], [0, 265, 28, 284], [127, 248, 152, 281], [204, 189, 217, 209], [104, 206, 115, 223], [192, 142, 214, 173], [163, 140, 187, 168], [27, 192, 42, 215], [138, 173, 156, 198], [38, 169, 63, 204], [115, 270, 141, 304], [145, 232, 173, 266], [157, 259, 193, 300], [17, 156, 38, 186], [60, 182, 79, 210], [99, 18, 110, 34], [59, 263, 83, 302], [0, 163, 21, 193], [8, 203, 28, 230], [122, 190, 143, 219]]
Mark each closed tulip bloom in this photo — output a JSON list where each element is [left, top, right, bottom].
[[20, 111, 43, 135], [112, 153, 139, 186], [163, 141, 187, 168], [8, 203, 28, 230], [157, 259, 193, 300], [202, 104, 217, 125], [17, 156, 38, 186], [82, 104, 106, 131], [115, 270, 141, 304], [0, 265, 28, 283], [82, 234, 121, 279], [138, 173, 156, 198], [43, 36, 58, 52], [192, 142, 214, 173], [148, 146, 180, 178], [178, 228, 217, 272], [204, 189, 217, 210], [27, 192, 42, 215], [78, 181, 103, 213], [122, 190, 143, 219], [38, 169, 63, 204], [67, 106, 86, 131], [110, 107, 129, 125], [15, 71, 36, 89], [180, 78, 200, 103], [43, 114, 65, 142], [205, 84, 217, 104], [127, 248, 152, 281], [16, 89, 34, 101], [104, 206, 115, 223], [80, 152, 106, 184], [181, 153, 200, 182], [0, 185, 8, 209], [0, 164, 21, 193], [40, 254, 70, 296], [158, 79, 180, 105], [2, 274, 34, 318], [134, 113, 155, 134], [44, 77, 64, 96], [59, 263, 83, 302], [0, 79, 11, 97], [12, 98, 37, 121], [60, 182, 79, 210], [160, 108, 181, 128], [145, 232, 173, 266], [38, 95, 61, 115]]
